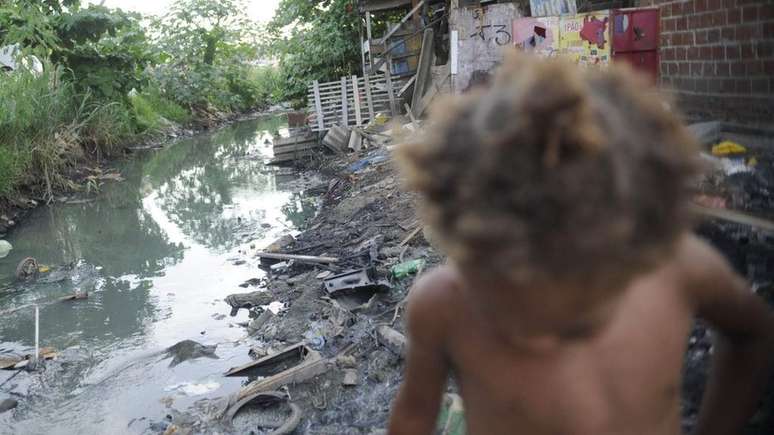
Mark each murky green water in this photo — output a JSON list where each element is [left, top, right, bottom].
[[0, 116, 319, 434]]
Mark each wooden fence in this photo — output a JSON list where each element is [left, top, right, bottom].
[[307, 73, 406, 132]]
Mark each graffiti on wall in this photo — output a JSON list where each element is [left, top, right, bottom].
[[470, 9, 512, 45]]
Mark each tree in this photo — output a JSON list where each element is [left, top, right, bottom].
[[150, 0, 264, 111], [53, 5, 155, 100], [0, 0, 68, 53], [264, 0, 361, 102], [154, 0, 257, 66]]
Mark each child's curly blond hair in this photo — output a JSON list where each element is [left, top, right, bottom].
[[397, 53, 699, 291]]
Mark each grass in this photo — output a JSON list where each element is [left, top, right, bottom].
[[0, 64, 136, 201], [129, 87, 192, 133], [0, 61, 277, 202]]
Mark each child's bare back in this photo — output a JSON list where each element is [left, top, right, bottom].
[[387, 54, 774, 435]]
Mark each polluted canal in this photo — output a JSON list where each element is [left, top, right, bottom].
[[0, 116, 323, 434]]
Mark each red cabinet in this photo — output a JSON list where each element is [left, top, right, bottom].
[[616, 51, 659, 80], [612, 8, 660, 82], [613, 9, 659, 52]]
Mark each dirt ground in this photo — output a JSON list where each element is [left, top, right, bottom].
[[165, 124, 774, 434]]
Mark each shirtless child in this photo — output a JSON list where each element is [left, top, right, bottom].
[[387, 54, 774, 435]]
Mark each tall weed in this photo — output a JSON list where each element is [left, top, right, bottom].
[[0, 63, 134, 200]]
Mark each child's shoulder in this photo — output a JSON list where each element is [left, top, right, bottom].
[[404, 265, 463, 344]]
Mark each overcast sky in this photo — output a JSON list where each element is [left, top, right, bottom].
[[84, 0, 281, 22]]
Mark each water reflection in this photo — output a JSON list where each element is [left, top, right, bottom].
[[0, 115, 316, 353]]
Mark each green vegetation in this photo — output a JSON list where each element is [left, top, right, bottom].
[[264, 0, 361, 104], [0, 0, 286, 201], [0, 63, 132, 199], [0, 0, 363, 201]]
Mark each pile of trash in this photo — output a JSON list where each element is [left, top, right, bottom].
[[685, 122, 774, 435], [187, 119, 774, 434], [165, 116, 448, 434]]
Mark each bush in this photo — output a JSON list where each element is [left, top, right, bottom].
[[129, 93, 164, 132], [142, 87, 191, 124]]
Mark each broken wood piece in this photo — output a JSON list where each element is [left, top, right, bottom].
[[397, 74, 416, 98], [254, 252, 339, 264], [377, 325, 407, 358], [410, 28, 435, 119], [690, 204, 774, 232], [376, 0, 426, 45], [348, 129, 363, 153], [60, 292, 88, 302], [226, 343, 318, 377], [399, 225, 423, 247], [313, 80, 324, 131], [235, 343, 330, 401], [352, 76, 363, 126]]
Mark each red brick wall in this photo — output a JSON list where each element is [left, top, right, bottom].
[[637, 0, 774, 126]]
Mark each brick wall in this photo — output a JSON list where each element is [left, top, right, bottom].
[[637, 0, 774, 126]]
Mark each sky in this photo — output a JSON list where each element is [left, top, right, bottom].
[[84, 0, 281, 22]]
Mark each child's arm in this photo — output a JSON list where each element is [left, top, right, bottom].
[[683, 237, 774, 435], [388, 273, 451, 435]]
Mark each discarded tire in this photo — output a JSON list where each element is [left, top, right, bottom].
[[224, 391, 302, 435]]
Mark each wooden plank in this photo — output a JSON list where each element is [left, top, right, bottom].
[[270, 151, 318, 165], [405, 103, 418, 125], [397, 75, 416, 97], [366, 12, 373, 66], [691, 204, 774, 232], [273, 132, 317, 146], [274, 142, 319, 153], [451, 29, 458, 94], [376, 0, 425, 45], [312, 80, 325, 131], [364, 74, 375, 122], [385, 59, 398, 116], [341, 77, 349, 126], [254, 252, 339, 264], [352, 75, 363, 126], [416, 81, 440, 117], [411, 28, 434, 119], [348, 130, 362, 153]]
